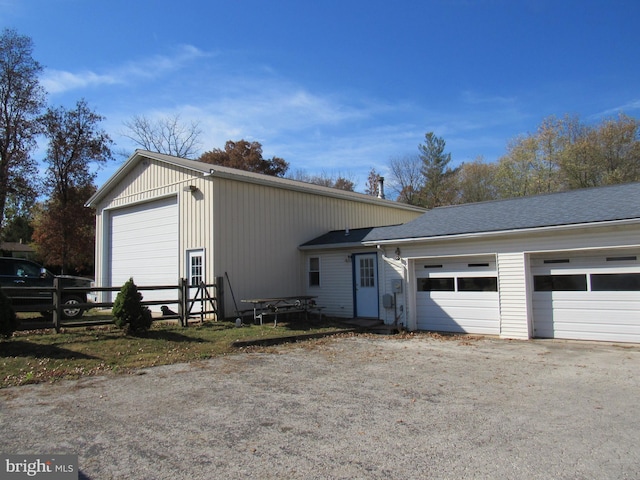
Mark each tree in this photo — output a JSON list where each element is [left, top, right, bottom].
[[454, 157, 499, 204], [364, 168, 381, 197], [33, 99, 113, 273], [0, 29, 46, 238], [112, 278, 152, 335], [388, 155, 423, 205], [288, 170, 355, 191], [31, 184, 97, 274], [122, 114, 202, 158], [418, 132, 459, 208], [199, 140, 289, 177]]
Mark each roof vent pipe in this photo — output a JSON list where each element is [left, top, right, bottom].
[[377, 176, 385, 199]]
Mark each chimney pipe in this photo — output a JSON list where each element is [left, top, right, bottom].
[[377, 176, 385, 199]]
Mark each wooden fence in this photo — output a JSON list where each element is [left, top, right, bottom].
[[5, 277, 225, 333]]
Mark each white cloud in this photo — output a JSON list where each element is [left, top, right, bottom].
[[41, 44, 212, 95]]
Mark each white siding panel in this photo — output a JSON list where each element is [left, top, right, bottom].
[[497, 253, 530, 339]]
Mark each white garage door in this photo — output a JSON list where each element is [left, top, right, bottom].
[[532, 252, 640, 343], [415, 257, 500, 335], [109, 197, 179, 308]]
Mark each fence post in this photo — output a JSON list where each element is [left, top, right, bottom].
[[178, 278, 188, 327], [52, 277, 62, 333], [216, 276, 225, 321]]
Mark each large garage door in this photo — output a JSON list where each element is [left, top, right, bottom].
[[415, 257, 500, 335], [532, 251, 640, 343], [109, 197, 179, 308]]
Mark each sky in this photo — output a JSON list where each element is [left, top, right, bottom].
[[1, 0, 639, 194]]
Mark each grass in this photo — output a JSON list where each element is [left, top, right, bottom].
[[0, 314, 353, 388]]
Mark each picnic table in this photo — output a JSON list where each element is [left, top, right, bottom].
[[240, 295, 320, 326]]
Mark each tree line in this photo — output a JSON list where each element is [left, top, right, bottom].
[[389, 114, 640, 209]]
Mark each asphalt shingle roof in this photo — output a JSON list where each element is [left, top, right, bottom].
[[363, 182, 640, 243]]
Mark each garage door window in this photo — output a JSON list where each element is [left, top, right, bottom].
[[458, 277, 498, 292], [534, 274, 587, 291], [417, 278, 454, 291], [591, 273, 640, 291]]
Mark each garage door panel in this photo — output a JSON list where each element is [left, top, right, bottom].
[[109, 198, 179, 311], [416, 287, 499, 335]]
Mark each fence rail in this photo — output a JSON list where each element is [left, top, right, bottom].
[[4, 276, 225, 333]]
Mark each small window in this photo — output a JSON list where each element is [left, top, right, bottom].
[[458, 277, 498, 292], [534, 274, 587, 291], [606, 256, 637, 262], [591, 273, 640, 291], [423, 264, 443, 269], [543, 259, 570, 264], [308, 257, 320, 287], [417, 278, 454, 292], [468, 263, 489, 268]]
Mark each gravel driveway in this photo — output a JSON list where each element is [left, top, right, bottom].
[[1, 334, 639, 479]]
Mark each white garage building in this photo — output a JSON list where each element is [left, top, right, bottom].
[[302, 183, 640, 343], [87, 150, 424, 316], [363, 183, 640, 343]]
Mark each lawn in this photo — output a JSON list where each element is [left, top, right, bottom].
[[0, 315, 353, 388]]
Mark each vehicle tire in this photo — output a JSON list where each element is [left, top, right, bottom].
[[62, 295, 84, 320]]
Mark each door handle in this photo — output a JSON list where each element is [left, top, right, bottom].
[[13, 280, 26, 284]]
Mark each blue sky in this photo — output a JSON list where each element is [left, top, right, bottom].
[[2, 0, 639, 193]]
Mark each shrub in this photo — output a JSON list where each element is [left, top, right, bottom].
[[0, 287, 19, 338], [112, 278, 152, 334]]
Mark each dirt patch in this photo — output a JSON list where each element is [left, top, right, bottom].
[[1, 334, 640, 479]]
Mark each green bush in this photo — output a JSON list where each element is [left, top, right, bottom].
[[0, 287, 19, 338], [112, 278, 152, 334]]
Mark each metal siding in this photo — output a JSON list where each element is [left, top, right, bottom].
[[212, 176, 420, 316]]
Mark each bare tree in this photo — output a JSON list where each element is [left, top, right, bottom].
[[388, 154, 423, 205], [122, 114, 202, 158], [364, 168, 380, 196], [288, 169, 355, 191]]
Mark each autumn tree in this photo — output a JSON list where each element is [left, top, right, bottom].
[[199, 140, 289, 177], [496, 114, 640, 197], [418, 132, 459, 208], [32, 99, 113, 273], [122, 114, 202, 158], [454, 157, 499, 204], [0, 29, 46, 238]]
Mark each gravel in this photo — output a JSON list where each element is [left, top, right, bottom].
[[1, 334, 640, 479]]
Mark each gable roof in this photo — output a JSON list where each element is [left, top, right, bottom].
[[87, 150, 425, 212], [363, 182, 640, 244]]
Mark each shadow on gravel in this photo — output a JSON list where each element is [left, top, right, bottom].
[[0, 340, 99, 360]]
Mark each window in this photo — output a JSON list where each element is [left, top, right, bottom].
[[359, 257, 375, 287], [468, 263, 489, 268], [309, 257, 320, 287], [534, 274, 587, 291], [458, 277, 498, 292], [417, 278, 454, 292], [190, 254, 203, 286], [591, 273, 640, 291], [606, 256, 637, 262], [543, 259, 570, 264]]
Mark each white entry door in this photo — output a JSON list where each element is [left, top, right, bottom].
[[354, 253, 379, 318]]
